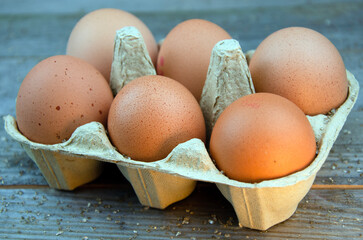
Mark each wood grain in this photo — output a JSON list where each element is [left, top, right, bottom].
[[1, 0, 362, 187], [0, 184, 362, 239], [0, 0, 362, 239]]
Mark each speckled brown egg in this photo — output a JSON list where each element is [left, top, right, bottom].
[[210, 93, 316, 183], [157, 19, 231, 101], [16, 55, 114, 144], [107, 75, 206, 162], [249, 27, 348, 116], [66, 8, 158, 82]]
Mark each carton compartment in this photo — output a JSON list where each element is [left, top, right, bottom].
[[119, 166, 196, 209], [4, 26, 359, 230], [5, 117, 103, 190], [217, 174, 316, 230]]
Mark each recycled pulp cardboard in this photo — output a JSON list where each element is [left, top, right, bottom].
[[4, 26, 359, 230]]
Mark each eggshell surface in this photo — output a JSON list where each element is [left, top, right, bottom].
[[16, 55, 114, 144], [66, 8, 158, 82], [107, 75, 206, 162], [157, 19, 231, 101], [249, 27, 348, 116], [210, 93, 316, 183]]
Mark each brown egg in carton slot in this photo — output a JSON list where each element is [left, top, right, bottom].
[[4, 26, 359, 230]]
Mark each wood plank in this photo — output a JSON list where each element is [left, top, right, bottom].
[[1, 1, 361, 113], [0, 103, 361, 187], [1, 0, 361, 15], [0, 0, 362, 186], [0, 184, 362, 239], [312, 185, 363, 189], [2, 114, 361, 186], [1, 1, 363, 63], [0, 1, 362, 239], [1, 124, 362, 186]]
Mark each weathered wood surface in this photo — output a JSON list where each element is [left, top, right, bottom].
[[0, 0, 362, 239], [0, 185, 362, 239]]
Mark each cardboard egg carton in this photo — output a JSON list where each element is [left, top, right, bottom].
[[4, 26, 359, 230]]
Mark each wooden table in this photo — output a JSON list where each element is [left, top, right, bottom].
[[1, 0, 362, 239]]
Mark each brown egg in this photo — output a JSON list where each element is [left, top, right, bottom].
[[249, 27, 348, 116], [157, 19, 231, 101], [107, 75, 206, 162], [210, 93, 316, 183], [16, 55, 114, 144], [66, 8, 158, 82]]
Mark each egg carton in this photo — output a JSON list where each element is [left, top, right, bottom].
[[4, 27, 359, 230]]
